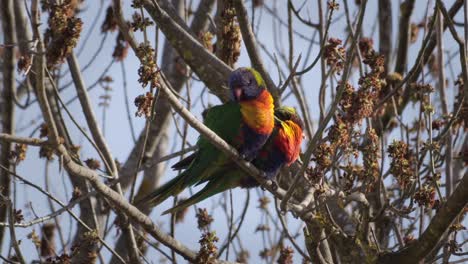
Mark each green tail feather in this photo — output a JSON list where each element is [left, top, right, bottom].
[[136, 173, 188, 207], [171, 152, 197, 170], [162, 181, 227, 215]]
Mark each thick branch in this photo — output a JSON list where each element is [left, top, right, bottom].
[[190, 0, 216, 35], [12, 0, 32, 54], [115, 1, 363, 261], [142, 0, 232, 100], [0, 0, 17, 249], [0, 137, 236, 263], [30, 0, 59, 143], [29, 3, 103, 263], [57, 144, 195, 262], [113, 0, 215, 259], [0, 134, 46, 146], [394, 0, 415, 75], [67, 53, 140, 263], [378, 0, 393, 73], [13, 0, 32, 99], [117, 0, 215, 190], [67, 53, 118, 174], [114, 18, 302, 212]]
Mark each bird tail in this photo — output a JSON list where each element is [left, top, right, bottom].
[[162, 181, 225, 215], [135, 173, 188, 208], [171, 152, 197, 170]]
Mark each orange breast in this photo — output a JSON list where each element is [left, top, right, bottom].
[[239, 90, 274, 135]]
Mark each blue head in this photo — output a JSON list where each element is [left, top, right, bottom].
[[228, 67, 266, 102]]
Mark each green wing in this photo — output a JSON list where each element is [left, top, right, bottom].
[[184, 102, 243, 185], [136, 103, 242, 207], [198, 102, 242, 150]]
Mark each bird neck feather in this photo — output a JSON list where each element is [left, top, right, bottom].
[[239, 89, 274, 135]]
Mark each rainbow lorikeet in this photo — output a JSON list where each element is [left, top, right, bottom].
[[161, 106, 304, 215], [136, 67, 275, 208]]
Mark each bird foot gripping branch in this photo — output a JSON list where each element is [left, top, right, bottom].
[[261, 178, 278, 192], [238, 153, 248, 161]]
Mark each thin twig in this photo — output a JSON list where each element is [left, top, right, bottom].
[[0, 164, 127, 264], [279, 55, 302, 94], [274, 198, 312, 261], [233, 0, 280, 103], [6, 201, 25, 264], [294, 1, 336, 76], [280, 0, 368, 212]]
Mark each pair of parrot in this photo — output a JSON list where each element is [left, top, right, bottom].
[[136, 68, 304, 214]]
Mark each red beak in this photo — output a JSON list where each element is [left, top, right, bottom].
[[233, 87, 243, 101]]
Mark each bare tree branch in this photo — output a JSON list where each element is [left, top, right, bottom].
[[0, 162, 127, 264], [280, 0, 368, 212], [113, 0, 215, 260], [385, 0, 464, 129], [1, 1, 466, 262], [67, 53, 141, 263], [115, 0, 216, 191], [142, 0, 232, 100], [379, 172, 468, 263], [57, 143, 197, 262], [378, 0, 392, 73], [0, 0, 17, 248], [394, 0, 415, 75], [233, 0, 279, 102]]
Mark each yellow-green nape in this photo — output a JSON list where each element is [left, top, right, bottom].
[[275, 106, 298, 118], [275, 106, 304, 129], [280, 106, 297, 115], [246, 67, 266, 88]]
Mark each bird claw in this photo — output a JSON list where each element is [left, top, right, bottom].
[[239, 153, 247, 161], [270, 180, 278, 191]]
